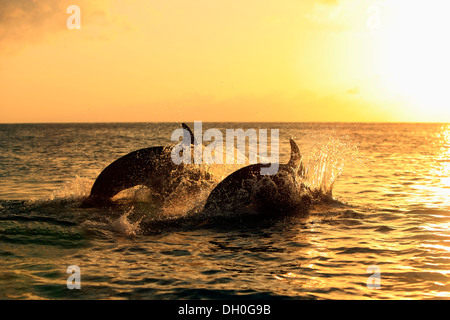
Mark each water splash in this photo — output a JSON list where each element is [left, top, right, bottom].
[[47, 176, 93, 202], [302, 136, 360, 199], [112, 185, 154, 202], [36, 135, 359, 220], [110, 207, 141, 236]]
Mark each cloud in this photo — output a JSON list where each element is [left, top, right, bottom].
[[0, 1, 65, 41], [0, 0, 126, 52]]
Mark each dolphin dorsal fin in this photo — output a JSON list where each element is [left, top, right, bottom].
[[182, 123, 198, 146], [287, 138, 302, 171]]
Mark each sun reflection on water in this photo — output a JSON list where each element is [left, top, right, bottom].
[[405, 125, 450, 208]]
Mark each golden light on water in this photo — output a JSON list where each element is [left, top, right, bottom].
[[433, 127, 450, 196], [405, 126, 450, 207]]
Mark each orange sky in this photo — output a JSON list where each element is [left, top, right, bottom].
[[1, 0, 449, 123]]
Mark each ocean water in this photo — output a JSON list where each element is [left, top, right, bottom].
[[1, 122, 450, 300]]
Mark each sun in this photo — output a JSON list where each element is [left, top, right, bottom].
[[376, 0, 450, 121]]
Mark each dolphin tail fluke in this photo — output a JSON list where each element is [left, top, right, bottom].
[[288, 138, 303, 173]]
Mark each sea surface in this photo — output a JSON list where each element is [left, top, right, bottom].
[[1, 122, 450, 300]]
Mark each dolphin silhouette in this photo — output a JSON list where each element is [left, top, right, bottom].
[[203, 138, 311, 216], [83, 123, 209, 206]]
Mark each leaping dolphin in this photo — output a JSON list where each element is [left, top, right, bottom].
[[203, 138, 311, 216], [83, 123, 211, 206]]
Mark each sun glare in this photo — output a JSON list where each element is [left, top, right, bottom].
[[377, 1, 450, 120]]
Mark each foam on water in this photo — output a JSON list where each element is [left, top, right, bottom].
[[110, 207, 141, 236], [46, 176, 94, 202]]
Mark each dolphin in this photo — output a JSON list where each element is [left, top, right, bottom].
[[83, 123, 210, 206], [203, 138, 311, 216]]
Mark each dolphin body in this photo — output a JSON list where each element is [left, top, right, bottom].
[[203, 138, 311, 217], [84, 123, 209, 206]]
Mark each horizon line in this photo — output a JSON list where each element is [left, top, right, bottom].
[[1, 120, 450, 125]]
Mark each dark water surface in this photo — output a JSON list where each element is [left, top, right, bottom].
[[1, 122, 450, 299]]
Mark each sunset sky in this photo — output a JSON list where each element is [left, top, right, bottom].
[[1, 0, 449, 123]]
